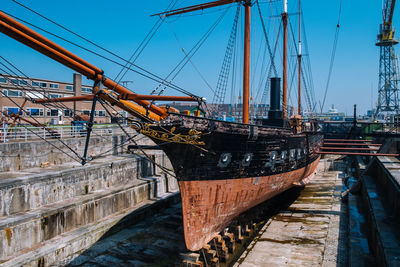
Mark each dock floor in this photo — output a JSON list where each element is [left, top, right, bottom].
[[235, 158, 346, 267]]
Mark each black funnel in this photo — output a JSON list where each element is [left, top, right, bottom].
[[268, 77, 282, 120]]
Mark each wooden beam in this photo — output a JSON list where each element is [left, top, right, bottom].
[[152, 0, 241, 17]]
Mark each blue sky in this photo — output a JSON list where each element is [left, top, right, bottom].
[[0, 0, 395, 115]]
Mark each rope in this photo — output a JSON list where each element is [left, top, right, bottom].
[[256, 0, 278, 77], [212, 4, 240, 111], [320, 0, 342, 113], [4, 5, 195, 96], [150, 9, 229, 98]]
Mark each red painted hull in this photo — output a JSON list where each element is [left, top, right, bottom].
[[178, 156, 320, 251]]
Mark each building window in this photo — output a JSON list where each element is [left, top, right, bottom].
[[3, 107, 23, 115], [26, 108, 43, 117], [0, 77, 7, 84], [66, 85, 73, 90], [82, 110, 90, 116], [10, 79, 19, 85], [47, 93, 62, 99], [32, 81, 47, 88], [64, 109, 73, 117], [47, 109, 59, 117], [98, 110, 106, 117], [2, 89, 23, 97], [19, 80, 29, 86], [26, 91, 45, 99], [9, 79, 29, 86], [49, 83, 59, 89], [82, 87, 92, 93]]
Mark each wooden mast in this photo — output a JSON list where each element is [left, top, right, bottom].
[[242, 0, 251, 124], [298, 0, 302, 116], [282, 0, 288, 118], [153, 0, 250, 123]]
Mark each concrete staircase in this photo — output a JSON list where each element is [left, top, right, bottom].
[[0, 148, 179, 266]]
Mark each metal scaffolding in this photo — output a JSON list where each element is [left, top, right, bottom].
[[375, 0, 400, 118]]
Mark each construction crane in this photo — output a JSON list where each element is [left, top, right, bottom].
[[375, 0, 400, 118]]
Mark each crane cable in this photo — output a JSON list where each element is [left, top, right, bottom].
[[320, 0, 342, 113]]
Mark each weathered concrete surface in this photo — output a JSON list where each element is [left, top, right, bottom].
[[234, 157, 345, 267], [0, 131, 150, 172], [0, 152, 174, 217], [361, 166, 400, 266], [1, 193, 181, 267], [0, 150, 178, 265]]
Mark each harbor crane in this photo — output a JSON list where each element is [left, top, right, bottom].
[[375, 0, 400, 118]]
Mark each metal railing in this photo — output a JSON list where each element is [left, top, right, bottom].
[[320, 121, 400, 136], [0, 124, 132, 143]]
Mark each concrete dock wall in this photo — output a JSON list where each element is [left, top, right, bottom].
[[0, 136, 179, 265], [0, 134, 137, 172], [0, 154, 174, 217]]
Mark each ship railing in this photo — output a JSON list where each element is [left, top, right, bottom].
[[0, 124, 133, 143]]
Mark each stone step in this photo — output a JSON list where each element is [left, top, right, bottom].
[[348, 192, 376, 267], [361, 175, 400, 266], [0, 174, 177, 260], [0, 191, 180, 266], [0, 153, 175, 217]]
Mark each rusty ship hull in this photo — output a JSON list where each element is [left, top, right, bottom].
[[140, 113, 323, 251]]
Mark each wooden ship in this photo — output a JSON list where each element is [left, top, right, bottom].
[[0, 0, 322, 251]]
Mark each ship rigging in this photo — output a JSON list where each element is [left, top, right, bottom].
[[0, 0, 323, 251]]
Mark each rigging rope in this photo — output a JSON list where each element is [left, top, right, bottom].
[[256, 0, 278, 77], [112, 0, 179, 90], [212, 3, 241, 115], [288, 19, 313, 112], [166, 22, 216, 94], [320, 0, 342, 113], [150, 8, 229, 99], [6, 3, 195, 97]]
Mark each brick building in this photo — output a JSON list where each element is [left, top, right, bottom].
[[0, 73, 126, 125]]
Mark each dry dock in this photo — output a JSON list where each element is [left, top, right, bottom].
[[234, 157, 346, 267], [2, 137, 400, 266]]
